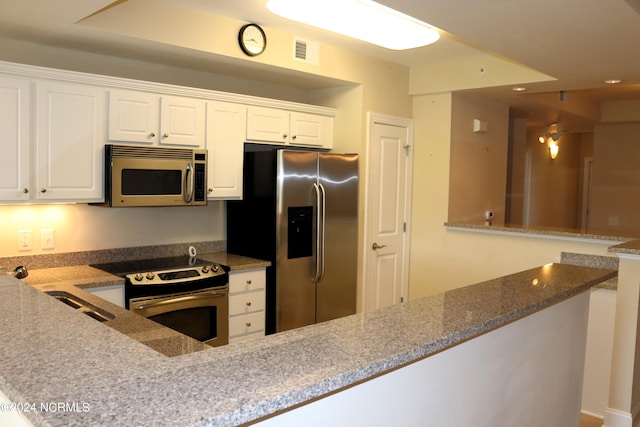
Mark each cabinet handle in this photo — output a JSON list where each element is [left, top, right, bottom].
[[149, 132, 156, 138], [282, 134, 287, 139], [246, 322, 252, 327], [40, 188, 47, 193], [246, 280, 252, 284], [246, 302, 252, 307], [208, 188, 213, 193], [292, 135, 297, 140], [163, 133, 169, 138], [23, 188, 29, 194]]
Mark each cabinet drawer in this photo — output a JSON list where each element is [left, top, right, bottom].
[[229, 269, 265, 293], [229, 311, 265, 337], [229, 331, 265, 344], [229, 291, 265, 316]]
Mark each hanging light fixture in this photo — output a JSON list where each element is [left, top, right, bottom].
[[548, 141, 559, 159], [266, 0, 440, 50]]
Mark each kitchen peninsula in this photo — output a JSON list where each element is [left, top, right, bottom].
[[0, 261, 614, 426]]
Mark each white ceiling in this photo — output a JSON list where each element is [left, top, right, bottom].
[[1, 0, 639, 129]]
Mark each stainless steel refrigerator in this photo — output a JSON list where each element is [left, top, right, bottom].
[[227, 147, 358, 334]]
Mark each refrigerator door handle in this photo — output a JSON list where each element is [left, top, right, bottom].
[[318, 182, 326, 282], [313, 182, 326, 282]]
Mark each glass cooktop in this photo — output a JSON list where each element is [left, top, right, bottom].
[[91, 256, 211, 276]]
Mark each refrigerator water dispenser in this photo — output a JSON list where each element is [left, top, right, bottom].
[[287, 206, 313, 259]]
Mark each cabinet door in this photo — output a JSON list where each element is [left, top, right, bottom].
[[290, 112, 333, 148], [160, 95, 205, 148], [36, 81, 105, 202], [246, 106, 289, 143], [205, 101, 246, 199], [0, 77, 30, 201], [87, 285, 125, 308], [108, 89, 159, 144]]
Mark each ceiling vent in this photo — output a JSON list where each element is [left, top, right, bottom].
[[294, 38, 319, 65]]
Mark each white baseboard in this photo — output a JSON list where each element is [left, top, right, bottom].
[[603, 407, 632, 427]]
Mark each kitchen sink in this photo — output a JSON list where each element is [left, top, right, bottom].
[[44, 291, 115, 322]]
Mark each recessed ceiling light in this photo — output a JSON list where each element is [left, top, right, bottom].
[[511, 87, 527, 92], [266, 0, 440, 50], [604, 79, 622, 84]]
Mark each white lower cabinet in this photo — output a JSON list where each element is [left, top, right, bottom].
[[228, 268, 266, 344]]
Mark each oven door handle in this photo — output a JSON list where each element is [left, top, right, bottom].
[[134, 291, 225, 312]]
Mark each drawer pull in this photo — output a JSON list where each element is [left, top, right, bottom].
[[246, 322, 252, 327], [246, 280, 252, 284], [246, 302, 252, 307]]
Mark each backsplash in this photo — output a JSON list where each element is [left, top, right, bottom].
[[0, 241, 224, 272]]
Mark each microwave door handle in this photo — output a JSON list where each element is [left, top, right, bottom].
[[184, 164, 193, 203]]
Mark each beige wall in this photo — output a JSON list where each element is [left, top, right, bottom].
[[590, 123, 640, 234], [506, 118, 527, 225], [527, 132, 583, 229], [447, 93, 509, 224], [409, 92, 616, 299]]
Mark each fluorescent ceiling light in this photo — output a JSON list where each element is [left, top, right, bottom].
[[266, 0, 440, 50]]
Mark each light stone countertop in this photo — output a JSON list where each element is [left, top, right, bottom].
[[609, 239, 640, 256], [445, 221, 636, 242], [0, 262, 616, 426]]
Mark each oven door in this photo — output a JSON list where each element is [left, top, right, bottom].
[[130, 288, 229, 347]]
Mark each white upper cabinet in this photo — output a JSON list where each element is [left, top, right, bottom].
[[160, 95, 206, 148], [0, 61, 337, 203], [36, 80, 105, 202], [246, 106, 289, 144], [108, 90, 158, 144], [247, 106, 333, 148], [205, 101, 247, 200], [289, 111, 333, 147], [108, 89, 205, 148], [0, 76, 30, 202]]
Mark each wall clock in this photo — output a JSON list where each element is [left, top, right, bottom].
[[238, 24, 267, 57]]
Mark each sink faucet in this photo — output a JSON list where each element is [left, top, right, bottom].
[[12, 266, 28, 279]]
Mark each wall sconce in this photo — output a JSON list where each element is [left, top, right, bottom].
[[548, 142, 559, 159], [539, 123, 565, 144]]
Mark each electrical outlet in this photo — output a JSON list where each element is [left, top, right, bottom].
[[18, 230, 32, 252], [41, 228, 55, 250]]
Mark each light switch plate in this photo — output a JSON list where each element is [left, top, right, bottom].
[[41, 228, 55, 250]]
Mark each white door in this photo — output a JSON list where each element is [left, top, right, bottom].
[[364, 113, 413, 312]]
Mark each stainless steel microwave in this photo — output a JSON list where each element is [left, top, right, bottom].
[[101, 144, 207, 207]]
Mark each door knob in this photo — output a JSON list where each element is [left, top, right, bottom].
[[371, 242, 387, 250]]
